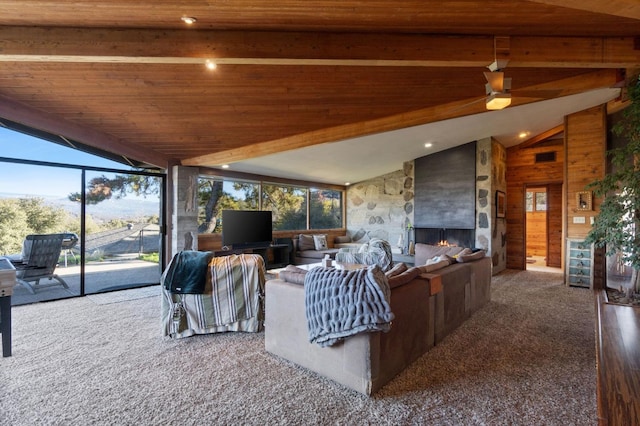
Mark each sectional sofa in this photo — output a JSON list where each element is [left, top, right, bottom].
[[264, 243, 492, 395], [291, 233, 364, 265]]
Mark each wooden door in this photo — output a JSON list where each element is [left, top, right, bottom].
[[526, 187, 547, 258]]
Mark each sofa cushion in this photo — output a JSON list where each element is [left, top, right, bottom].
[[297, 249, 339, 259], [334, 235, 352, 244], [313, 234, 328, 250], [298, 234, 316, 251]]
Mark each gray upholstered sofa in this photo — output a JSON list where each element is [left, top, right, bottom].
[[413, 243, 493, 343], [265, 264, 439, 395], [264, 246, 492, 395], [292, 233, 340, 265]]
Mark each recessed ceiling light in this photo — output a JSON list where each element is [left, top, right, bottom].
[[221, 164, 229, 169], [205, 60, 217, 70], [424, 142, 433, 148], [345, 182, 351, 186], [181, 16, 197, 25], [519, 131, 529, 138]]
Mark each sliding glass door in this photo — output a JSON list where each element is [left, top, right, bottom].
[[82, 170, 163, 294], [0, 160, 165, 305]]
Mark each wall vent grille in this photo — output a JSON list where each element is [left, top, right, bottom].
[[535, 152, 556, 163]]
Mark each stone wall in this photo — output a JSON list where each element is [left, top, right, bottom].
[[346, 142, 506, 274], [475, 138, 507, 273], [345, 162, 415, 252], [171, 165, 200, 256]]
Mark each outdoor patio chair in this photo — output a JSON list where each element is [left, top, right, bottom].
[[11, 233, 69, 294], [61, 232, 79, 267]]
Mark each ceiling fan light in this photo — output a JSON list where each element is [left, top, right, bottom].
[[486, 93, 511, 110]]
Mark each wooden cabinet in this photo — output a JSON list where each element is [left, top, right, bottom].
[[566, 239, 593, 288], [213, 244, 290, 270]]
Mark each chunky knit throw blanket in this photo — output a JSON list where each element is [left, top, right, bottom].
[[334, 238, 394, 272], [304, 265, 394, 347]]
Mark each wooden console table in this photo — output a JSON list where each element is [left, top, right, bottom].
[[214, 244, 290, 270], [0, 257, 16, 357], [594, 290, 640, 425]]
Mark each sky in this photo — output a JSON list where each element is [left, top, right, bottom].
[[0, 127, 134, 198]]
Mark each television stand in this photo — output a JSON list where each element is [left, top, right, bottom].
[[213, 244, 290, 270]]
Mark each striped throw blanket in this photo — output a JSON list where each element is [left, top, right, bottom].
[[305, 265, 394, 347], [162, 253, 265, 338]]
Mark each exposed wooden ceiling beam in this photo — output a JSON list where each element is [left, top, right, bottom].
[[526, 0, 640, 20], [0, 95, 170, 168], [519, 125, 565, 148], [182, 69, 620, 166], [1, 27, 639, 68]]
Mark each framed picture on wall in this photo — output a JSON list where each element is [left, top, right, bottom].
[[576, 191, 592, 211], [496, 190, 506, 218]]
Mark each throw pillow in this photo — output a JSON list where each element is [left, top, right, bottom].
[[313, 234, 328, 250], [298, 234, 315, 251], [457, 250, 486, 263], [426, 254, 453, 265], [385, 262, 407, 278], [388, 267, 420, 289]]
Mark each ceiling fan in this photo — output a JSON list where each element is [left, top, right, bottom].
[[481, 58, 563, 111], [483, 59, 512, 110]]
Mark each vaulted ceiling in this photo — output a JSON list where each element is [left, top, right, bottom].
[[0, 1, 638, 184]]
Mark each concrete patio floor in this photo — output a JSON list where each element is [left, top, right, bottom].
[[10, 259, 161, 306]]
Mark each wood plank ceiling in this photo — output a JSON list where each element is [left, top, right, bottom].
[[0, 1, 638, 172]]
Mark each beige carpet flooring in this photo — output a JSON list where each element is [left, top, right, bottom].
[[0, 269, 597, 425]]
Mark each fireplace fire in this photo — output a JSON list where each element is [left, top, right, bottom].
[[415, 228, 475, 249]]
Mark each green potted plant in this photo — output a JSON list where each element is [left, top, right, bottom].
[[585, 74, 640, 298]]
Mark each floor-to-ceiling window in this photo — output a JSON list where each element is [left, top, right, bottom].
[[197, 175, 344, 234], [0, 126, 165, 305]]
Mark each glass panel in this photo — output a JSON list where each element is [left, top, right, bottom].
[[262, 184, 307, 230], [310, 188, 343, 229], [197, 177, 260, 233], [0, 162, 82, 305], [525, 191, 534, 212], [535, 192, 547, 211], [82, 170, 162, 294], [0, 126, 127, 169]]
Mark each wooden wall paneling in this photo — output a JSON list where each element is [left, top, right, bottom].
[[565, 106, 606, 239], [506, 141, 564, 269], [506, 183, 526, 269], [546, 183, 564, 268]]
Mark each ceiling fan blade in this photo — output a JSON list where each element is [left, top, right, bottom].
[[486, 59, 510, 72], [511, 89, 563, 99], [450, 96, 489, 113], [484, 71, 504, 92]]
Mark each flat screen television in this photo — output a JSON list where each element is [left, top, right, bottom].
[[221, 209, 273, 249]]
